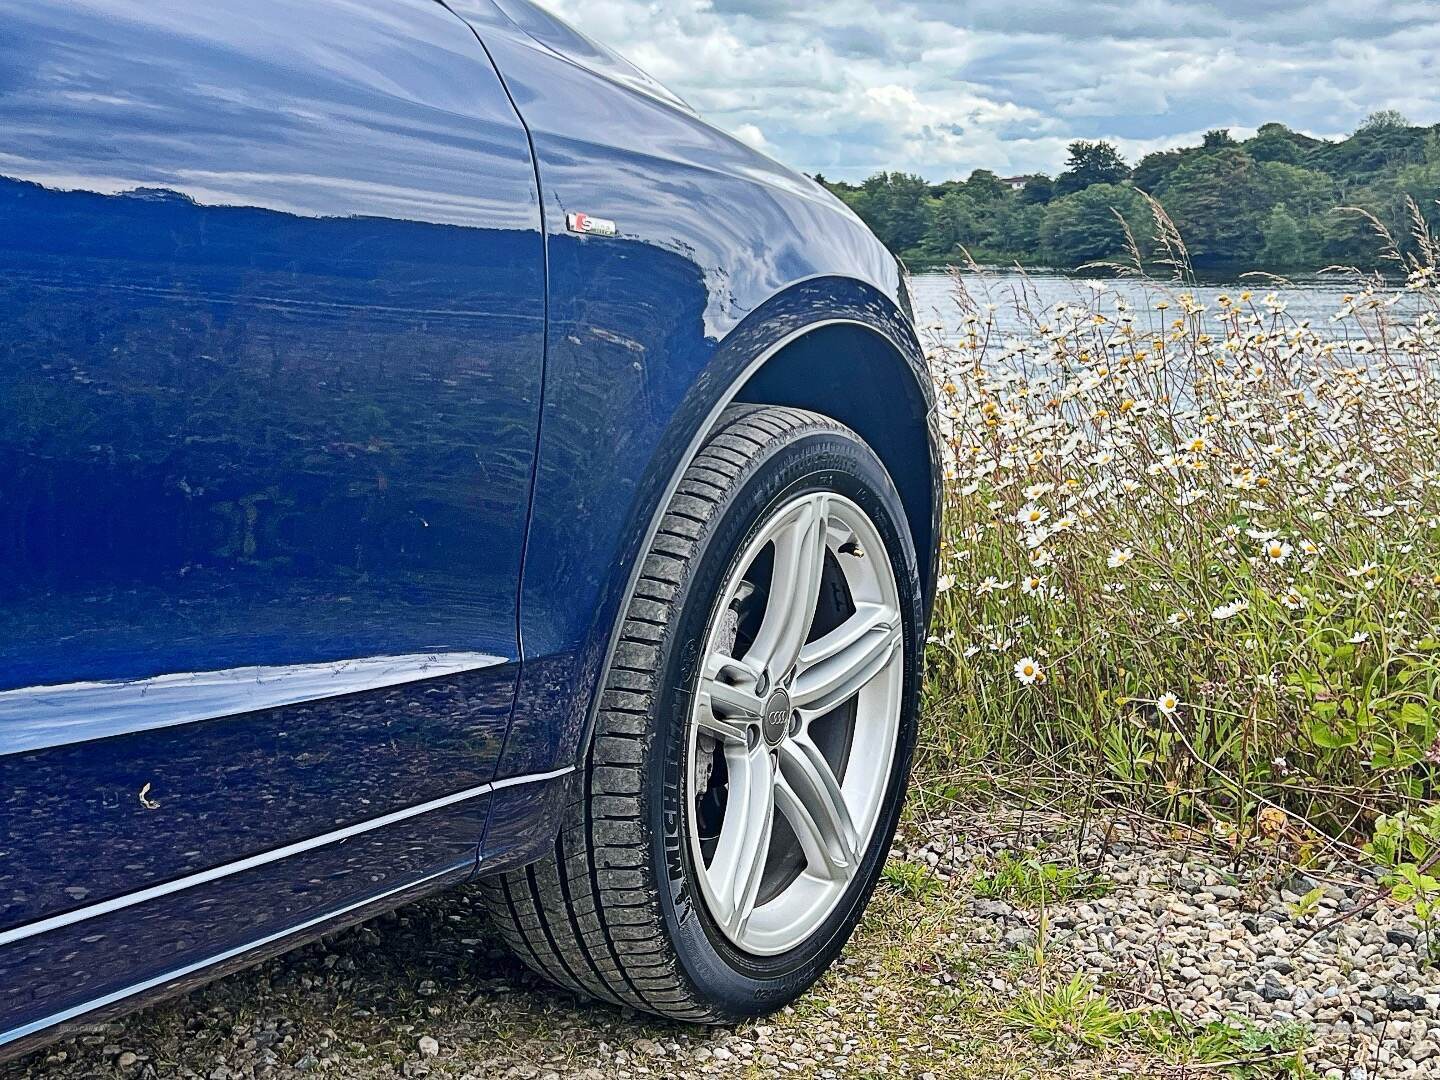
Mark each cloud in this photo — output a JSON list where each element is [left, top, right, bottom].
[[538, 0, 1440, 181], [730, 122, 772, 152]]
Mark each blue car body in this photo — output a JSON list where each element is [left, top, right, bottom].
[[0, 0, 938, 1058]]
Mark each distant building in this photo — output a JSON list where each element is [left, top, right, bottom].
[[1000, 176, 1032, 192]]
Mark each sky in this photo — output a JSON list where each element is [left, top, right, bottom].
[[541, 0, 1440, 183]]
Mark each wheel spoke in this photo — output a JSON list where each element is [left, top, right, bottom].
[[695, 652, 763, 745], [705, 746, 775, 937], [746, 496, 829, 681], [775, 736, 859, 881], [792, 609, 901, 714], [798, 602, 898, 669], [684, 486, 906, 955]]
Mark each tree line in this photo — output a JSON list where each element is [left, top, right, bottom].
[[817, 112, 1440, 273]]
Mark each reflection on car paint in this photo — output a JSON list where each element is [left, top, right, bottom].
[[0, 651, 505, 756], [466, 16, 926, 784]]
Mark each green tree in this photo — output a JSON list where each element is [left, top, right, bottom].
[[1132, 149, 1188, 195], [924, 190, 985, 257], [823, 115, 1440, 274], [1395, 160, 1440, 250], [1359, 109, 1411, 133], [851, 172, 933, 251], [963, 169, 1009, 203], [1162, 148, 1267, 265], [990, 201, 1047, 255], [1246, 123, 1308, 165], [1053, 141, 1130, 196], [1355, 162, 1440, 260], [1321, 205, 1387, 267], [1040, 184, 1148, 265], [1256, 162, 1335, 226], [1260, 205, 1307, 267], [1019, 174, 1054, 205], [1310, 122, 1430, 186]]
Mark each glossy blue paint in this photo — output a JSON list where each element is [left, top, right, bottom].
[[0, 0, 542, 1051], [447, 1, 932, 782], [476, 769, 578, 875], [1, 814, 488, 1054], [1, 0, 937, 1060]]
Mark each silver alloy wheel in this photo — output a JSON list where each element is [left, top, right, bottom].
[[686, 491, 904, 956]]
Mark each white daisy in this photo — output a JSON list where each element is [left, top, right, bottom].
[[1263, 540, 1293, 564], [1212, 599, 1249, 621], [1013, 657, 1043, 685], [1015, 504, 1049, 527]]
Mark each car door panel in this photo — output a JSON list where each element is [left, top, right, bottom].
[[0, 669, 511, 931], [0, 0, 543, 1036]]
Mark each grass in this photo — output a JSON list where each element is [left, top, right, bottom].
[[881, 858, 948, 900], [918, 208, 1440, 869], [1003, 973, 1312, 1077], [1005, 974, 1129, 1051], [971, 852, 1112, 906]]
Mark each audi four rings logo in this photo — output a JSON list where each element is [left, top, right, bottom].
[[761, 687, 792, 744], [566, 212, 618, 237]]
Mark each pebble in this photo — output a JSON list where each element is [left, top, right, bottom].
[[903, 811, 1440, 1080]]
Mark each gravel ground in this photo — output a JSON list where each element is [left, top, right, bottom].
[[5, 806, 1437, 1079], [903, 810, 1440, 1079]]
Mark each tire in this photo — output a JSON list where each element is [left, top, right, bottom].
[[480, 405, 924, 1022]]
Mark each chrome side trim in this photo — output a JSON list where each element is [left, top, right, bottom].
[[0, 859, 469, 1049], [0, 766, 574, 949]]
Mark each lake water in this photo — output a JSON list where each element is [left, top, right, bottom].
[[909, 270, 1381, 346]]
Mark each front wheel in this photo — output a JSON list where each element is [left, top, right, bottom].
[[480, 405, 924, 1022]]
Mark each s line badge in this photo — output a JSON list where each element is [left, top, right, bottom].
[[566, 212, 618, 237]]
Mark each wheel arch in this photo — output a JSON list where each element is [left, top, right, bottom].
[[556, 281, 942, 774], [732, 319, 940, 599]]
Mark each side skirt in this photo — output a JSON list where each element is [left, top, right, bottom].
[[0, 766, 572, 1062]]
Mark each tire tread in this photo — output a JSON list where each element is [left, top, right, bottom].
[[480, 405, 859, 1021]]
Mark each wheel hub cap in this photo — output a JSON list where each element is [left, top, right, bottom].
[[760, 687, 792, 748]]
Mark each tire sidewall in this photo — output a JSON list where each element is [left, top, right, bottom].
[[649, 421, 923, 1018]]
